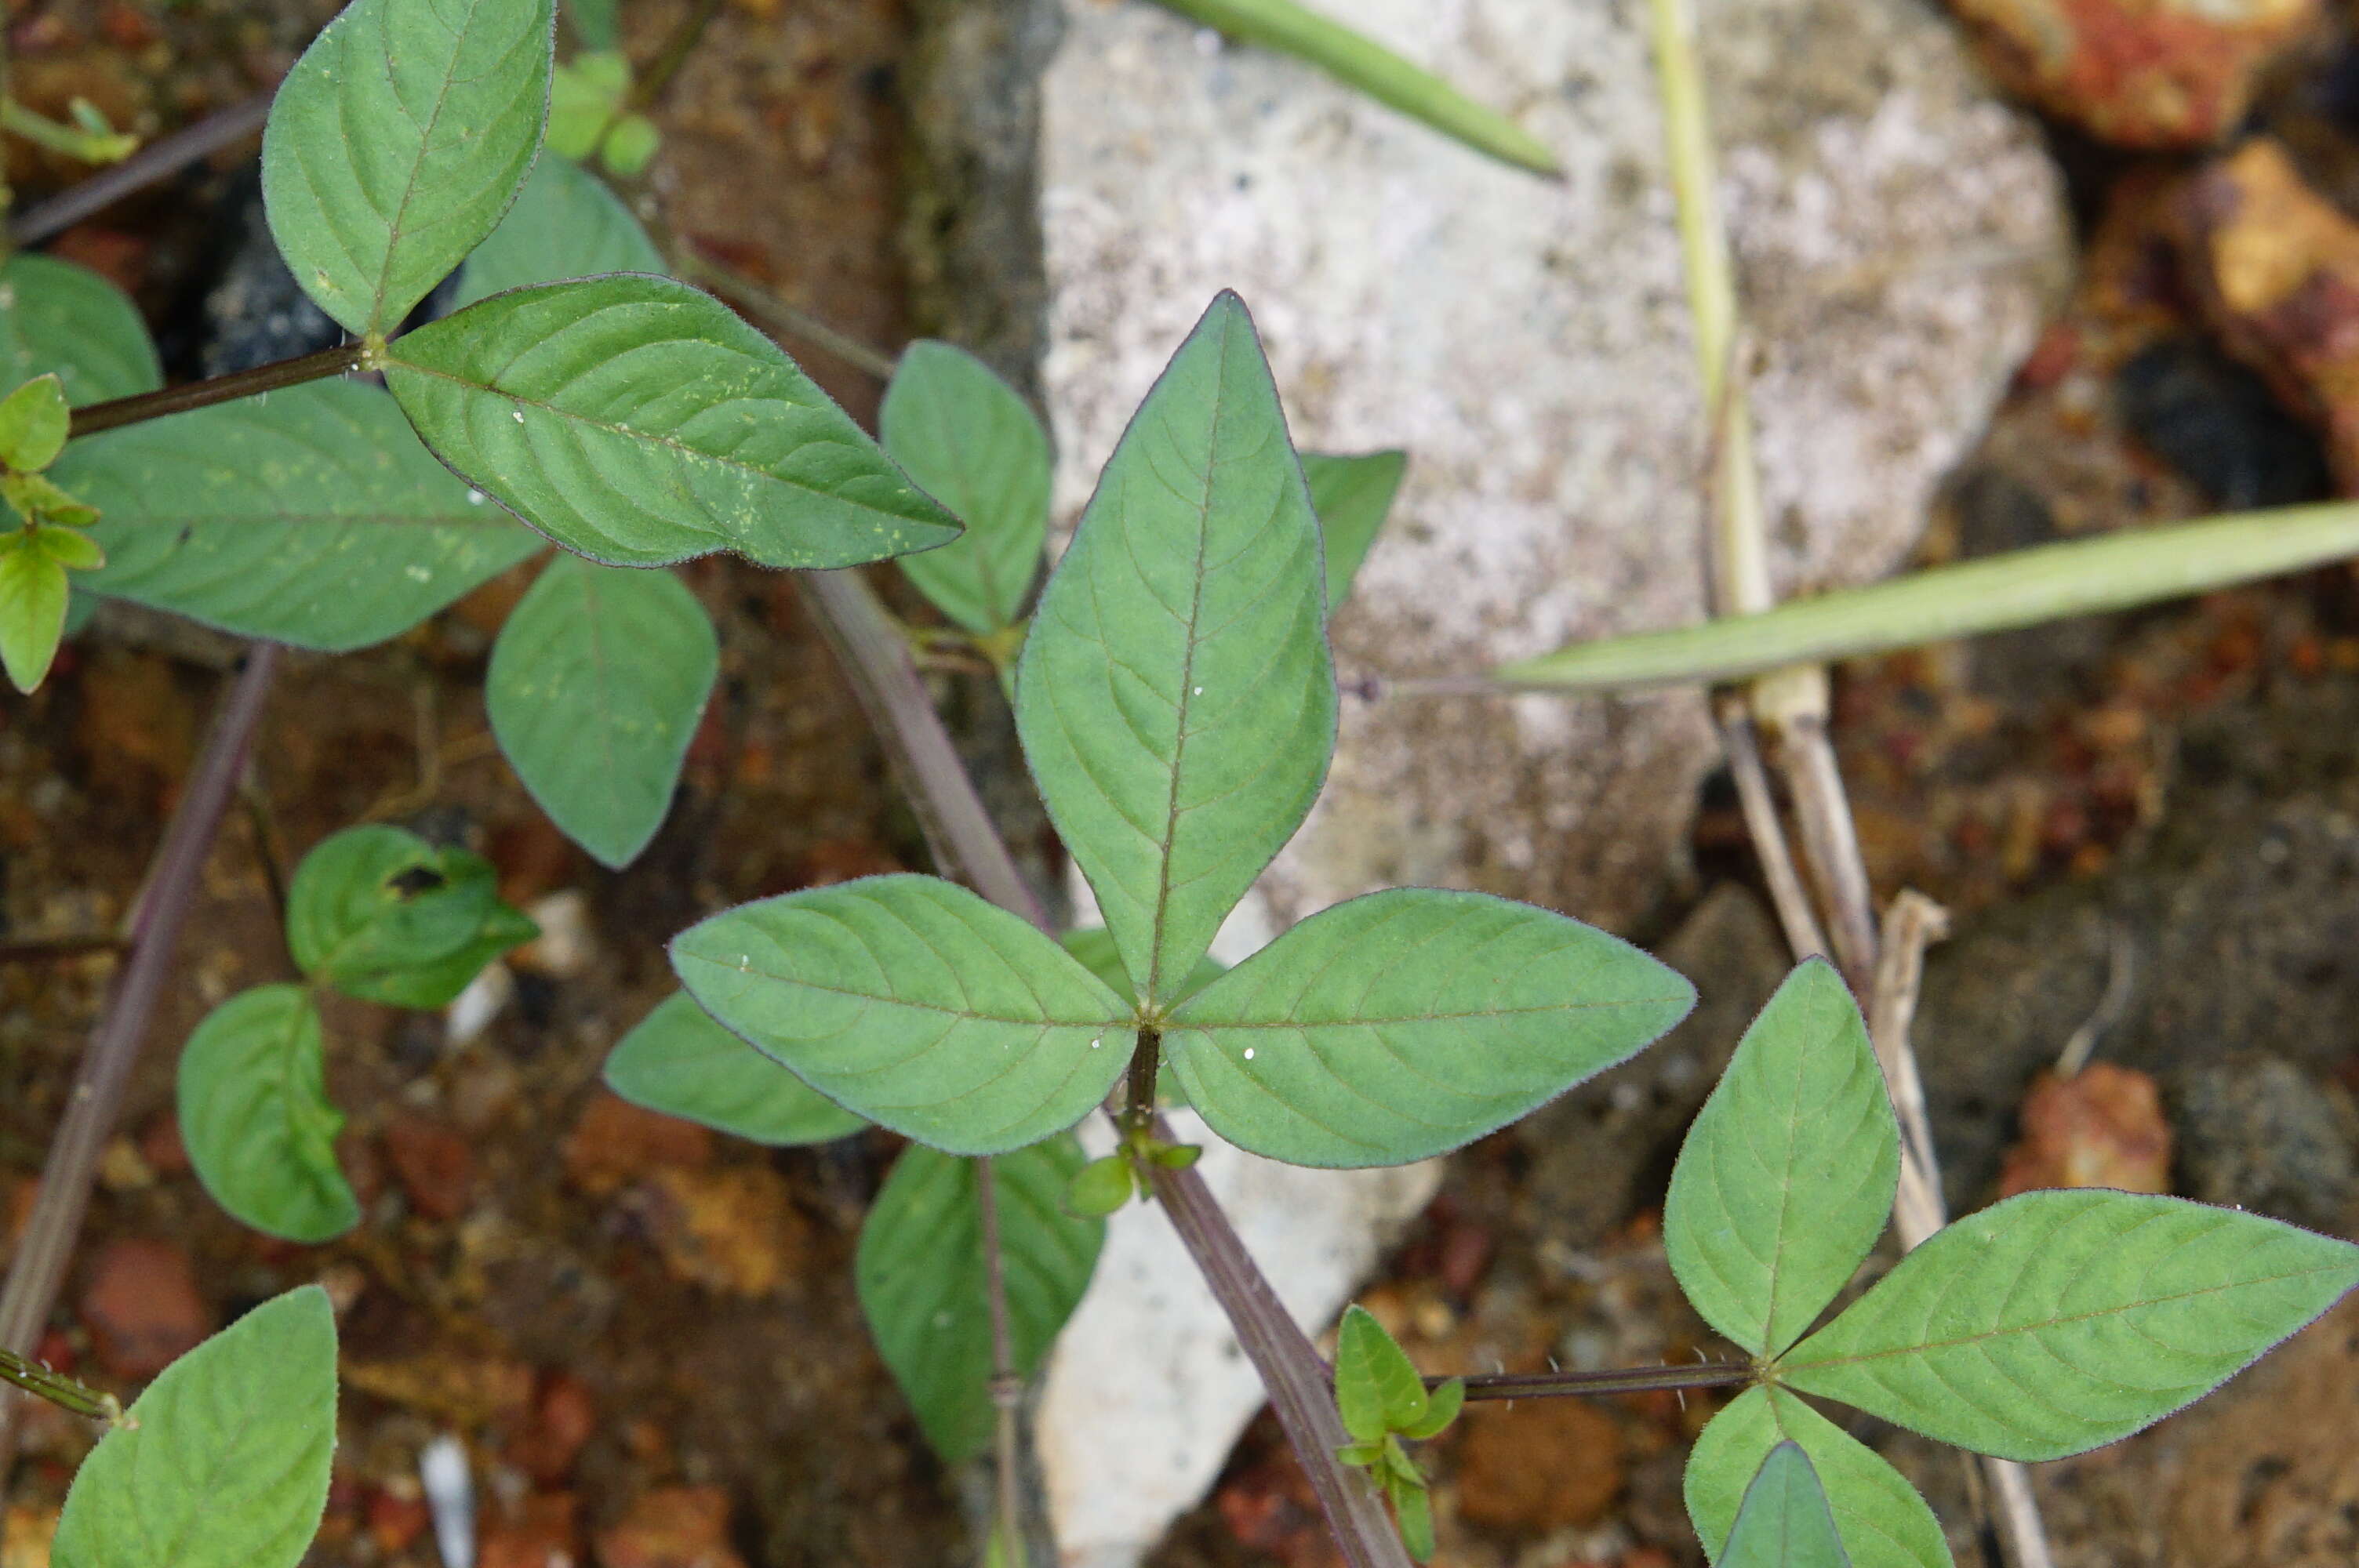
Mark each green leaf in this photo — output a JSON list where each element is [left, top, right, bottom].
[[1390, 1475, 1434, 1562], [672, 875, 1133, 1155], [1302, 449, 1404, 614], [881, 340, 1051, 635], [66, 380, 542, 651], [856, 1138, 1104, 1462], [261, 0, 555, 335], [601, 113, 659, 176], [1666, 959, 1897, 1358], [1398, 1376, 1461, 1440], [33, 525, 103, 572], [0, 254, 161, 405], [383, 274, 961, 568], [455, 151, 664, 308], [487, 554, 716, 867], [1150, 0, 1559, 176], [0, 535, 68, 692], [1334, 1304, 1428, 1440], [547, 49, 629, 161], [602, 989, 868, 1145], [2, 471, 96, 528], [1717, 1443, 1851, 1568], [1016, 292, 1335, 1008], [0, 374, 71, 471], [53, 1287, 337, 1568], [1063, 1152, 1136, 1218], [1145, 1138, 1201, 1170], [176, 985, 357, 1243], [1497, 500, 2359, 693], [1779, 1190, 2359, 1461], [563, 0, 618, 49], [1686, 1388, 1950, 1568], [1164, 887, 1695, 1167], [286, 825, 537, 1007]]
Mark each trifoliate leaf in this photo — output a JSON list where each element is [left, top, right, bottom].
[[1164, 887, 1693, 1167], [0, 374, 71, 471], [881, 341, 1051, 636], [486, 554, 716, 867], [1685, 1387, 1949, 1568], [65, 381, 541, 651], [286, 825, 536, 1007], [0, 534, 68, 692]]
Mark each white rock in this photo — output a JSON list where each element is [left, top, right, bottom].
[[1041, 0, 2066, 938]]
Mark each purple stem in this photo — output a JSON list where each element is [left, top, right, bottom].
[[0, 644, 280, 1454]]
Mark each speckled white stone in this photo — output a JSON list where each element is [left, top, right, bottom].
[[1039, 0, 2066, 938]]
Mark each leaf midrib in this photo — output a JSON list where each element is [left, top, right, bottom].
[[364, 0, 477, 333], [687, 951, 1129, 1031], [1173, 992, 1691, 1029], [1141, 324, 1230, 1006]]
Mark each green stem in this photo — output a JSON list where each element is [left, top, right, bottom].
[[1483, 500, 2359, 692], [0, 1347, 118, 1425], [67, 343, 369, 440], [627, 0, 725, 113], [0, 99, 136, 165], [1150, 0, 1561, 177], [12, 94, 269, 247]]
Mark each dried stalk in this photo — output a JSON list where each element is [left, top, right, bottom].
[[1713, 695, 1828, 963], [1866, 894, 2055, 1568]]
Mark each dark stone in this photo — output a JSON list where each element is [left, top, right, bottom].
[[899, 0, 1065, 404], [194, 166, 344, 378], [1915, 672, 2359, 1226], [2170, 1054, 2359, 1232], [2115, 336, 2331, 510]]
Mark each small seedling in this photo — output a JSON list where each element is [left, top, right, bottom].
[[1332, 1306, 1463, 1560], [0, 373, 103, 691], [177, 826, 536, 1242], [547, 49, 660, 176]]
